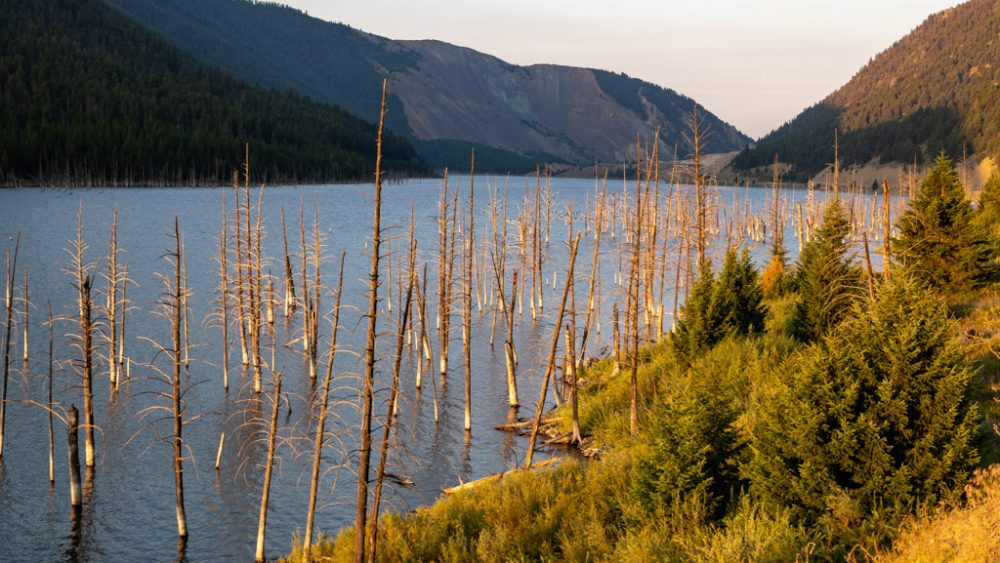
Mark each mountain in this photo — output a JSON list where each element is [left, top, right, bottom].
[[732, 0, 1000, 181], [103, 0, 751, 170], [0, 0, 423, 186]]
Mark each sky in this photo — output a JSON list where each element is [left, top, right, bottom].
[[285, 0, 961, 139]]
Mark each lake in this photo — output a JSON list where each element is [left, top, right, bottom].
[[0, 176, 882, 561]]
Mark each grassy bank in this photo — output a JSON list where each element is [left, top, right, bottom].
[[286, 281, 999, 562]]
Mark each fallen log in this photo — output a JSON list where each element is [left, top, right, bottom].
[[442, 457, 566, 495]]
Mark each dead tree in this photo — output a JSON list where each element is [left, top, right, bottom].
[[219, 198, 231, 391], [463, 151, 475, 432], [304, 252, 346, 551], [354, 78, 388, 563], [0, 234, 20, 460], [80, 273, 96, 468], [255, 370, 282, 563], [369, 263, 415, 563], [170, 218, 189, 541], [48, 302, 55, 483], [105, 207, 121, 392], [281, 208, 297, 319], [490, 255, 518, 408], [524, 233, 581, 467], [68, 404, 82, 507]]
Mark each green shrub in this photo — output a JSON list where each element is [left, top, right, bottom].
[[748, 274, 980, 552], [791, 198, 864, 342], [894, 152, 993, 291], [672, 246, 765, 363]]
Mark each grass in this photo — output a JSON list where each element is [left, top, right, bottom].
[[286, 290, 1000, 562], [879, 466, 1000, 562]]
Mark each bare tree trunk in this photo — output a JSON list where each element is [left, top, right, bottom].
[[170, 218, 188, 541], [281, 208, 296, 319], [119, 263, 128, 381], [106, 207, 119, 391], [524, 233, 581, 468], [0, 235, 19, 460], [862, 231, 876, 301], [369, 268, 414, 563], [566, 324, 581, 444], [304, 252, 345, 551], [48, 302, 55, 483], [250, 185, 265, 393], [68, 405, 81, 507], [354, 78, 388, 563], [81, 274, 95, 468], [255, 371, 282, 563], [490, 254, 519, 408], [463, 151, 474, 433], [219, 201, 230, 392], [233, 173, 250, 366], [22, 267, 29, 364]]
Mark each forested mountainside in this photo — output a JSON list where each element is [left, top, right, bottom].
[[0, 0, 423, 186], [105, 0, 750, 171], [732, 0, 1000, 181]]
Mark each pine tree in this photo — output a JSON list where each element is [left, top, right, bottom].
[[672, 247, 765, 363], [748, 274, 979, 549], [791, 199, 862, 342], [671, 264, 718, 363], [636, 364, 739, 519], [976, 171, 1000, 238], [715, 246, 766, 335], [893, 152, 992, 291]]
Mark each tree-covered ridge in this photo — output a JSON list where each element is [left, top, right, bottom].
[[733, 0, 1000, 180], [0, 0, 423, 186], [102, 0, 418, 137], [103, 0, 751, 172]]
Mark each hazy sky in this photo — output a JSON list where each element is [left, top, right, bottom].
[[285, 1, 960, 138]]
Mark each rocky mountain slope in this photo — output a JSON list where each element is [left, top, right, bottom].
[[104, 0, 750, 169]]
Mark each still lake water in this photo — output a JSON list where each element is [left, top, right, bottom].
[[0, 177, 841, 561]]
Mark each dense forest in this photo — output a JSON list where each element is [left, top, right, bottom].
[[0, 0, 424, 186], [295, 154, 1000, 561], [733, 0, 1000, 180], [102, 0, 418, 137]]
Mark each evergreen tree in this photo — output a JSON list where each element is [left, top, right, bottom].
[[791, 199, 862, 342], [748, 275, 979, 549], [671, 264, 719, 364], [977, 171, 1000, 238], [761, 241, 789, 299], [893, 152, 992, 291], [715, 246, 766, 335], [636, 364, 739, 519], [672, 247, 765, 363]]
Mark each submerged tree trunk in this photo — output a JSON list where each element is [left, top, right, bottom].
[[67, 404, 82, 507], [81, 274, 95, 468], [354, 78, 388, 563], [255, 371, 282, 563], [0, 235, 19, 461], [48, 302, 55, 483], [369, 269, 414, 563], [170, 218, 188, 541], [525, 233, 581, 468], [304, 252, 345, 551]]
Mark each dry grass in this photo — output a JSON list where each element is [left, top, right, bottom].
[[880, 465, 1000, 562]]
